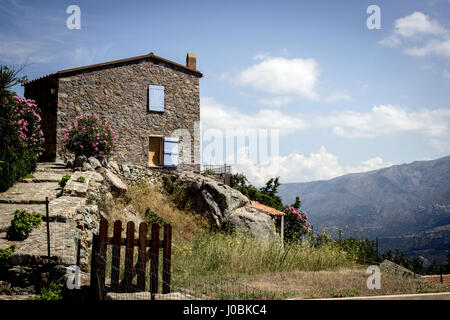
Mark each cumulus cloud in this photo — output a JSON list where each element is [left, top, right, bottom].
[[201, 96, 306, 135], [201, 97, 450, 152], [404, 39, 450, 58], [234, 56, 320, 100], [317, 105, 450, 140], [394, 12, 446, 37], [380, 11, 450, 59], [230, 146, 393, 185]]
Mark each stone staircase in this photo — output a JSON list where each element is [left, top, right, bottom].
[[0, 162, 98, 298]]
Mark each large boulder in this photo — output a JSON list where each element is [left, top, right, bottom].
[[227, 206, 277, 238], [87, 157, 102, 170], [163, 171, 249, 228], [102, 168, 128, 196]]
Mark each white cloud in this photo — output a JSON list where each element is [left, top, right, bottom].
[[404, 38, 450, 58], [201, 97, 450, 152], [394, 12, 446, 38], [345, 157, 394, 173], [317, 105, 450, 141], [234, 56, 320, 100], [258, 96, 293, 107], [380, 11, 450, 59], [201, 96, 306, 135], [231, 146, 393, 185], [378, 35, 402, 48], [0, 36, 55, 64], [325, 91, 352, 103]]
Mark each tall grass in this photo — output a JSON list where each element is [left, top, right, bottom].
[[173, 232, 354, 276]]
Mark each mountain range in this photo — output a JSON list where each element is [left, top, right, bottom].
[[278, 155, 450, 265]]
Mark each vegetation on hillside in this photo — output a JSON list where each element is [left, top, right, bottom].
[[99, 176, 450, 299], [229, 173, 447, 275]]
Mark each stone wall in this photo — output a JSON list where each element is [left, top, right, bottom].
[[56, 57, 200, 170]]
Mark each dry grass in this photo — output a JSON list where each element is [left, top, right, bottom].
[[238, 265, 450, 299], [98, 179, 450, 300], [123, 179, 208, 242], [173, 232, 354, 276]]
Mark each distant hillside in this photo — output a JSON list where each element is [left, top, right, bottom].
[[278, 155, 450, 264]]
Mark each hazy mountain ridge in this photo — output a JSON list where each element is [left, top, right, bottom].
[[278, 155, 450, 263]]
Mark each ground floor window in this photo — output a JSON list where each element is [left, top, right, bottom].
[[148, 136, 178, 168]]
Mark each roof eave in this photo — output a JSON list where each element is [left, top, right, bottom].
[[23, 52, 203, 85]]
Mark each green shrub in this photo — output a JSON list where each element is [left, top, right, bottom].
[[6, 210, 42, 240], [32, 283, 63, 300], [0, 244, 15, 267], [58, 174, 71, 188], [76, 176, 85, 183], [0, 65, 44, 192], [144, 208, 166, 226]]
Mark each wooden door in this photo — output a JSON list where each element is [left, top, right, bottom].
[[148, 136, 162, 166]]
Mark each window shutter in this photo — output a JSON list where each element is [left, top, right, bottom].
[[163, 137, 178, 167], [148, 85, 164, 111]]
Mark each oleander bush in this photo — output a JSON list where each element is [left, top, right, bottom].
[[0, 65, 44, 192], [62, 113, 117, 158]]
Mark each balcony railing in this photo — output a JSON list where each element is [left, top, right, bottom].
[[202, 164, 232, 175]]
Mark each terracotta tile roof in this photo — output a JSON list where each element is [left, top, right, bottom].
[[422, 275, 450, 284], [251, 201, 285, 216], [23, 51, 202, 85]]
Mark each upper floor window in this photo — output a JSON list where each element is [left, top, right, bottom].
[[148, 85, 164, 112]]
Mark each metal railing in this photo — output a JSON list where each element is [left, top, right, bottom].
[[202, 164, 232, 175]]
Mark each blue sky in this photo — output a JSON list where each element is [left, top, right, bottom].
[[1, 0, 449, 185]]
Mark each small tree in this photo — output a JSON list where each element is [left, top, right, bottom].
[[291, 196, 301, 209], [62, 113, 117, 158], [283, 205, 311, 241]]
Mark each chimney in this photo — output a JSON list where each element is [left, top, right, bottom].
[[186, 52, 196, 70]]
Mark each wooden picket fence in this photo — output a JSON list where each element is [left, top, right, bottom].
[[90, 218, 172, 300]]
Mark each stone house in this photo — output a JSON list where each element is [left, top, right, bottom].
[[23, 51, 202, 171]]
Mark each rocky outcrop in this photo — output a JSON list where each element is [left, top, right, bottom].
[[162, 171, 248, 227], [227, 206, 277, 238], [159, 170, 277, 238], [100, 168, 128, 196], [380, 260, 420, 278]]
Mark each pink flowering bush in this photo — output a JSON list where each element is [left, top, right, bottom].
[[283, 206, 312, 241], [62, 113, 117, 158], [11, 95, 45, 158], [0, 66, 44, 191]]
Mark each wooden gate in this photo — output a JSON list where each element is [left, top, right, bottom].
[[90, 218, 172, 300]]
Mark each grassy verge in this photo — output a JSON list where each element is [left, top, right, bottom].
[[100, 179, 450, 299], [237, 265, 450, 299]]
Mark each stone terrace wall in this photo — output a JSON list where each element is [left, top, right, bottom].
[[56, 58, 200, 170]]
